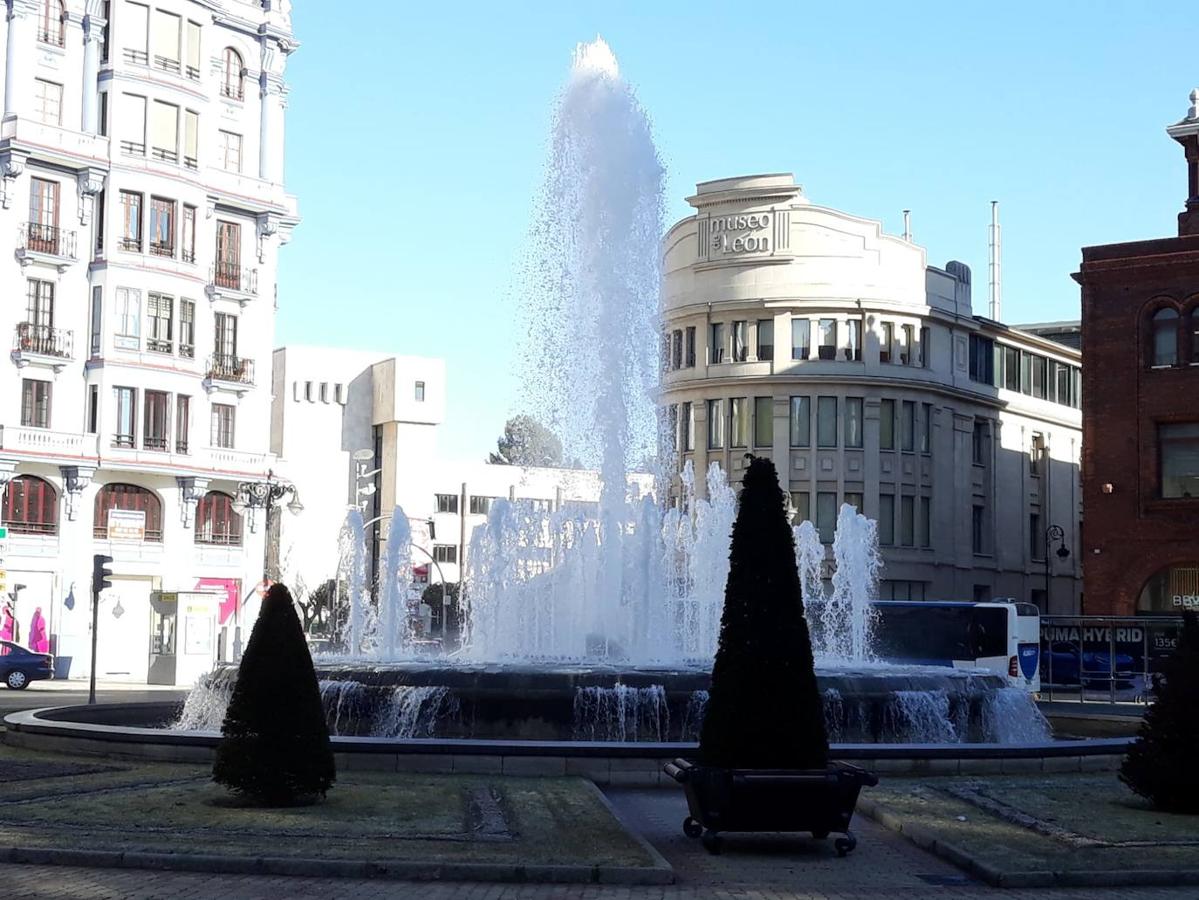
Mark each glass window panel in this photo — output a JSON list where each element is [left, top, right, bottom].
[[1152, 309, 1179, 367], [900, 495, 915, 546], [900, 401, 915, 451], [789, 396, 810, 447], [879, 494, 895, 545], [709, 323, 725, 364], [1160, 423, 1199, 498], [817, 396, 837, 447], [753, 396, 773, 447], [920, 403, 932, 453], [756, 319, 774, 361], [790, 491, 810, 525], [880, 322, 894, 363], [707, 399, 724, 449], [844, 397, 863, 448], [816, 492, 837, 543], [731, 321, 747, 362], [818, 319, 837, 359], [919, 496, 931, 547], [880, 399, 895, 450], [846, 319, 862, 361], [791, 318, 810, 360], [730, 398, 748, 448]]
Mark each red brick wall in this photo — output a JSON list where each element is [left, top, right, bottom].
[[1076, 235, 1199, 615]]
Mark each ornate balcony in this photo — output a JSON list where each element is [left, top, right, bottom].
[[0, 425, 98, 461], [207, 263, 259, 305], [205, 353, 255, 395], [12, 323, 73, 371], [16, 223, 78, 272]]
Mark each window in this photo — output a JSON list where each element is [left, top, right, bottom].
[[151, 9, 181, 73], [753, 397, 773, 447], [1160, 423, 1199, 498], [433, 545, 458, 564], [1151, 308, 1179, 367], [89, 286, 102, 356], [39, 0, 65, 46], [435, 494, 459, 514], [1030, 513, 1043, 560], [972, 419, 989, 465], [790, 491, 810, 525], [919, 326, 930, 368], [214, 312, 237, 359], [1191, 309, 1199, 364], [969, 334, 994, 384], [100, 0, 110, 62], [681, 401, 694, 451], [33, 79, 62, 125], [756, 319, 774, 361], [150, 100, 179, 162], [93, 484, 162, 541], [113, 387, 136, 447], [845, 397, 863, 449], [920, 403, 932, 454], [709, 323, 725, 364], [1030, 432, 1046, 477], [879, 399, 895, 450], [179, 299, 195, 358], [817, 396, 837, 448], [196, 492, 242, 545], [319, 383, 329, 403], [791, 318, 810, 360], [146, 293, 173, 353], [123, 3, 150, 64], [1052, 359, 1070, 405], [183, 110, 199, 169], [415, 381, 426, 402], [670, 330, 682, 370], [731, 321, 748, 362], [880, 581, 928, 602], [215, 221, 241, 287], [143, 390, 169, 450], [1030, 355, 1048, 400], [222, 48, 245, 100], [900, 324, 915, 365], [210, 403, 235, 449], [94, 188, 106, 254], [120, 93, 147, 155], [844, 492, 863, 513], [846, 319, 862, 361], [789, 396, 810, 447], [20, 380, 51, 428], [972, 505, 985, 554], [25, 278, 54, 330], [684, 326, 696, 367], [334, 384, 345, 404], [468, 496, 491, 515], [707, 399, 725, 449], [218, 130, 242, 173], [879, 494, 895, 545], [185, 20, 201, 80], [900, 496, 915, 547], [900, 401, 916, 451], [175, 395, 190, 453], [816, 492, 837, 544], [304, 381, 314, 402], [1020, 351, 1033, 395], [817, 319, 837, 360], [87, 385, 98, 434], [27, 177, 59, 253], [119, 191, 142, 251], [181, 205, 196, 263], [880, 322, 894, 364], [149, 198, 175, 257], [2, 476, 58, 536], [1003, 346, 1020, 391], [919, 496, 931, 548], [730, 398, 748, 448]]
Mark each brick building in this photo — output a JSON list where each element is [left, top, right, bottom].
[[1075, 90, 1199, 616]]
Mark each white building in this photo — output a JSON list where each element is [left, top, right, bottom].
[[661, 174, 1084, 613], [271, 345, 652, 636], [0, 0, 298, 681]]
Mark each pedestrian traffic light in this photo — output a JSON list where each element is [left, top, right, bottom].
[[92, 554, 113, 595]]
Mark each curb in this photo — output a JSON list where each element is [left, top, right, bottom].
[[580, 780, 676, 884], [857, 796, 1199, 888], [0, 843, 674, 885]]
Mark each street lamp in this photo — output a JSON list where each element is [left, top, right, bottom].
[[358, 510, 452, 641], [1043, 524, 1070, 614]]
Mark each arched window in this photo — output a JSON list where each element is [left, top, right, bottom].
[[93, 483, 163, 542], [195, 491, 242, 546], [39, 0, 65, 47], [222, 48, 244, 101], [1, 475, 58, 536], [1138, 564, 1199, 613], [1186, 301, 1199, 365], [1150, 307, 1180, 368]]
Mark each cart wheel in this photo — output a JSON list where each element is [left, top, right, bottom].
[[812, 830, 829, 840], [701, 830, 723, 855], [835, 833, 857, 857], [683, 817, 703, 839]]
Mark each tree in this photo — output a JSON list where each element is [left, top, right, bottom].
[[699, 456, 828, 770], [213, 583, 336, 805], [294, 578, 346, 637], [1120, 609, 1199, 813], [488, 415, 564, 467]]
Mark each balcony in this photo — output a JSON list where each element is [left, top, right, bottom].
[[205, 353, 255, 394], [12, 323, 73, 371], [0, 425, 98, 461], [207, 263, 259, 305], [16, 223, 78, 272]]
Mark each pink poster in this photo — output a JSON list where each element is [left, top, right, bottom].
[[195, 578, 242, 625]]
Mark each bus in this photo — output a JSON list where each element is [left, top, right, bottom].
[[870, 600, 1041, 692]]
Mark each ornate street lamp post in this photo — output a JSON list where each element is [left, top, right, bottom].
[[1043, 524, 1070, 614]]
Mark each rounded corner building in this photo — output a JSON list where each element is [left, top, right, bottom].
[[660, 174, 1083, 613]]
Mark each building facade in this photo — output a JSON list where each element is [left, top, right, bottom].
[[0, 0, 298, 681], [1075, 92, 1199, 617], [661, 174, 1084, 612]]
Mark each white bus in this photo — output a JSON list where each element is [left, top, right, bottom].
[[870, 600, 1041, 692]]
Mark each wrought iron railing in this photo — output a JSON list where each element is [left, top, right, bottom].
[[122, 48, 149, 66], [206, 353, 255, 386], [221, 82, 245, 101], [20, 222, 77, 260], [153, 55, 181, 74], [120, 140, 146, 157], [14, 323, 73, 358], [211, 263, 258, 295]]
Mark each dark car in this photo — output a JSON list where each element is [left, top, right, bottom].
[[0, 641, 54, 690], [1044, 641, 1135, 687]]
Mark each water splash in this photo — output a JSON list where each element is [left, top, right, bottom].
[[376, 507, 414, 658], [173, 670, 232, 732], [572, 684, 669, 741], [372, 686, 459, 739], [982, 688, 1052, 743], [338, 508, 368, 656]]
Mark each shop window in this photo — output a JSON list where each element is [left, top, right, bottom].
[[1, 475, 58, 536]]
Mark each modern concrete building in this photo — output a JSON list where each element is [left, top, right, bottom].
[[0, 0, 298, 681], [661, 174, 1084, 612], [1074, 91, 1199, 617]]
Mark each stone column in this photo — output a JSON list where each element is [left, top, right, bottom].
[[81, 12, 104, 133], [4, 0, 38, 119], [258, 77, 285, 182]]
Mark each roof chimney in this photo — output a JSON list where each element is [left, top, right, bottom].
[[1166, 88, 1199, 236], [988, 201, 1002, 321], [902, 209, 912, 242]]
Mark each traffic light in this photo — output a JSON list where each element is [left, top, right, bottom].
[[92, 554, 113, 595]]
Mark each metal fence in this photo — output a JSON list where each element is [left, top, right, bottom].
[[1039, 614, 1184, 704]]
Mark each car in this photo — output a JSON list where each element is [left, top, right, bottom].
[[0, 641, 54, 690], [1043, 641, 1135, 687]]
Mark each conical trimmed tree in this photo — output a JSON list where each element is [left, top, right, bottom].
[[1120, 609, 1199, 813], [700, 456, 828, 770], [213, 583, 336, 805]]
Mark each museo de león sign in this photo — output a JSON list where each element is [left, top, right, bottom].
[[710, 213, 771, 255]]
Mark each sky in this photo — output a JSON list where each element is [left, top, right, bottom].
[[275, 1, 1198, 462]]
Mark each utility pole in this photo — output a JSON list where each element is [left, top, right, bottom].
[[90, 554, 113, 705]]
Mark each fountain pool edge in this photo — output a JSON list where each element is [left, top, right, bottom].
[[3, 704, 1132, 781]]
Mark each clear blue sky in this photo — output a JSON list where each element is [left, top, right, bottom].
[[276, 1, 1198, 462]]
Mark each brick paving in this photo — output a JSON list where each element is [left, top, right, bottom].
[[1, 787, 1197, 899]]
